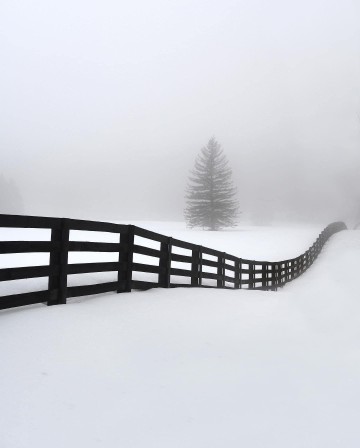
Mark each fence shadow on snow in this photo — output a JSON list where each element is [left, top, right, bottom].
[[0, 214, 347, 310]]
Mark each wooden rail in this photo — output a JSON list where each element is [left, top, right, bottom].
[[0, 214, 347, 310]]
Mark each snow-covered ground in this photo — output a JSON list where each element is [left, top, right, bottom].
[[1, 223, 359, 447]]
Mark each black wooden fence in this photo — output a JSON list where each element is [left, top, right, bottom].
[[0, 214, 347, 311]]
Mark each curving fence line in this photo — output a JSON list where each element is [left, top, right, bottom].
[[0, 214, 347, 310]]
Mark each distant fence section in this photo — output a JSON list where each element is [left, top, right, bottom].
[[0, 214, 347, 310]]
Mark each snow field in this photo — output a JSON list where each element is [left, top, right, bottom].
[[0, 224, 359, 447]]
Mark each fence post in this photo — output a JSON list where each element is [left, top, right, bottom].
[[277, 263, 281, 288], [159, 237, 172, 288], [270, 263, 277, 291], [191, 245, 201, 286], [248, 262, 255, 289], [262, 264, 267, 290], [282, 263, 286, 284], [198, 246, 203, 286], [217, 253, 225, 288], [235, 259, 241, 289], [117, 225, 134, 293], [285, 261, 290, 283], [48, 218, 69, 306]]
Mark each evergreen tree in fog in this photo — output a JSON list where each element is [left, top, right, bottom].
[[185, 137, 239, 230]]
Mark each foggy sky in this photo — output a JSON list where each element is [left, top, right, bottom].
[[1, 0, 359, 223]]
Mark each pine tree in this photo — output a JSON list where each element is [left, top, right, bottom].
[[185, 137, 239, 230]]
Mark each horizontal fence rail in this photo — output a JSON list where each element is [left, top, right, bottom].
[[0, 214, 347, 311]]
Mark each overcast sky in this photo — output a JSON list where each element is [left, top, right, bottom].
[[1, 0, 359, 222]]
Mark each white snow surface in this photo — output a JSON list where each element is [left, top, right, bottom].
[[1, 223, 360, 447]]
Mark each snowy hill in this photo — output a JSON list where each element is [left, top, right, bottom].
[[1, 226, 359, 447]]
